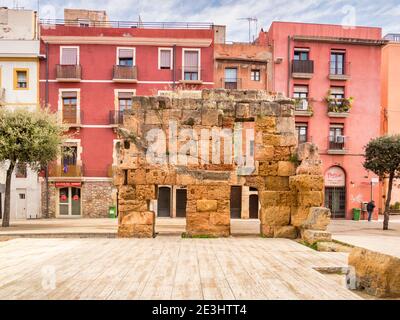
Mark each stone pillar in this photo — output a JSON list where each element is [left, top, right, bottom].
[[241, 186, 250, 219], [117, 184, 156, 238], [186, 184, 230, 237]]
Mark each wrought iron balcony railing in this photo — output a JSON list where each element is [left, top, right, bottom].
[[48, 164, 84, 177], [113, 65, 138, 82], [292, 60, 314, 74]]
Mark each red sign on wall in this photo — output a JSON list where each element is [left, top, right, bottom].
[[55, 182, 82, 188], [73, 195, 79, 201]]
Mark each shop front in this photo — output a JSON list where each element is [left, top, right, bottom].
[[324, 166, 346, 219], [56, 182, 82, 217]]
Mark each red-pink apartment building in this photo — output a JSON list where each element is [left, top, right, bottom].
[[262, 21, 386, 219], [39, 11, 215, 218]]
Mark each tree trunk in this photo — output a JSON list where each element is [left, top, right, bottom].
[[2, 162, 15, 228], [383, 172, 394, 231]]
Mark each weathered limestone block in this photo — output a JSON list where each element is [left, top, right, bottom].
[[349, 248, 400, 298], [135, 184, 156, 200], [291, 207, 310, 227], [145, 110, 162, 125], [118, 211, 155, 238], [127, 168, 146, 185], [259, 191, 295, 207], [182, 110, 201, 125], [301, 229, 332, 244], [255, 116, 276, 134], [273, 146, 292, 161], [302, 207, 331, 231], [277, 161, 296, 177], [235, 103, 250, 119], [255, 144, 274, 161], [273, 226, 298, 239], [276, 117, 295, 134], [289, 175, 324, 192], [260, 101, 281, 117], [260, 206, 290, 226], [113, 168, 125, 186], [297, 191, 323, 207], [201, 109, 220, 126], [258, 161, 278, 176], [118, 185, 136, 200], [279, 134, 297, 147], [118, 199, 148, 212], [265, 176, 290, 191], [295, 143, 323, 175], [187, 185, 230, 200], [197, 199, 218, 212]]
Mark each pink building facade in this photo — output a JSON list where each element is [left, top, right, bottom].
[[264, 22, 386, 219]]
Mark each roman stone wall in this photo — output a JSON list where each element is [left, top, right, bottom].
[[114, 89, 326, 238]]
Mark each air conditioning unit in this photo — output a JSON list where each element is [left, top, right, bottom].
[[335, 135, 345, 143]]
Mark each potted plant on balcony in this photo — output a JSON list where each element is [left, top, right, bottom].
[[326, 90, 354, 113], [293, 97, 314, 115]]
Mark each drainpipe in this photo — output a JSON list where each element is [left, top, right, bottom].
[[287, 35, 291, 97], [45, 42, 49, 218], [172, 45, 177, 89]]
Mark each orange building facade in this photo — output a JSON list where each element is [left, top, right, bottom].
[[381, 34, 400, 208]]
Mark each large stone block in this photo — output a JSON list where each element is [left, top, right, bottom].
[[118, 185, 136, 200], [273, 226, 298, 239], [118, 211, 155, 238], [135, 184, 156, 200], [276, 117, 295, 134], [289, 175, 324, 192], [298, 191, 323, 207], [202, 109, 220, 126], [197, 199, 218, 212], [265, 176, 290, 191], [260, 206, 291, 226], [302, 207, 331, 231], [291, 207, 310, 227], [349, 248, 400, 298], [277, 161, 296, 177], [118, 199, 148, 212], [301, 229, 332, 244], [255, 145, 274, 161], [255, 116, 276, 134], [259, 191, 295, 207], [258, 161, 278, 176]]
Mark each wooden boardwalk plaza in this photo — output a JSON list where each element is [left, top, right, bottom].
[[0, 236, 360, 300]]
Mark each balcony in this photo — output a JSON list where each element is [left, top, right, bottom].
[[56, 65, 82, 82], [179, 67, 203, 84], [326, 97, 353, 118], [329, 62, 350, 80], [48, 164, 84, 178], [0, 88, 5, 105], [61, 110, 83, 128], [292, 60, 314, 79], [112, 65, 138, 83], [109, 110, 125, 126], [328, 137, 347, 155], [294, 98, 313, 117], [222, 78, 242, 90]]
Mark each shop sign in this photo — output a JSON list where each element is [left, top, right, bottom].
[[325, 167, 345, 187], [55, 182, 81, 188]]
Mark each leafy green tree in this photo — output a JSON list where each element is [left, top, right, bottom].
[[364, 135, 400, 230], [0, 109, 66, 227]]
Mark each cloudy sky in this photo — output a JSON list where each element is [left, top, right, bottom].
[[2, 0, 399, 41]]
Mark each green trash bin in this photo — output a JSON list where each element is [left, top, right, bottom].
[[109, 206, 116, 218], [352, 208, 361, 221]]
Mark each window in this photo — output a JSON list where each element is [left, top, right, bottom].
[[329, 124, 345, 150], [251, 69, 260, 81], [60, 47, 78, 65], [14, 69, 28, 89], [296, 123, 308, 143], [15, 163, 27, 178], [118, 92, 133, 111], [294, 48, 309, 61], [62, 91, 78, 124], [330, 51, 345, 75], [330, 87, 345, 100], [19, 193, 26, 200], [159, 48, 172, 69], [183, 49, 200, 81], [224, 68, 237, 89], [117, 48, 135, 66], [78, 19, 89, 27], [293, 86, 309, 111]]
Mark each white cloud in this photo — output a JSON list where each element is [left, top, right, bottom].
[[0, 0, 397, 40]]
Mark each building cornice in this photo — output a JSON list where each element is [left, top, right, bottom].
[[41, 36, 212, 47], [292, 35, 388, 46], [215, 56, 269, 64]]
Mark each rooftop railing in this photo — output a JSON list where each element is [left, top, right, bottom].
[[40, 19, 214, 29]]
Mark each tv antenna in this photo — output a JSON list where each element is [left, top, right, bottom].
[[237, 17, 258, 43]]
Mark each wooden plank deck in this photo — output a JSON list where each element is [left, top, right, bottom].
[[0, 237, 361, 300]]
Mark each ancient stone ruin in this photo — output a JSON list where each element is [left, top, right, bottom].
[[113, 89, 330, 238]]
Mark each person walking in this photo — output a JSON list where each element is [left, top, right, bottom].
[[366, 200, 375, 222]]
